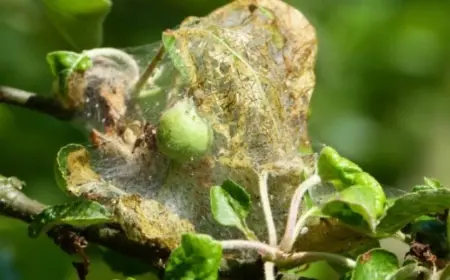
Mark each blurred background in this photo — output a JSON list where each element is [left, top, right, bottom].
[[0, 0, 449, 279]]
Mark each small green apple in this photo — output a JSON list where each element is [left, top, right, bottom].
[[156, 98, 213, 162]]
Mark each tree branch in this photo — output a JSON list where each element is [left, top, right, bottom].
[[0, 176, 170, 269], [220, 239, 356, 271], [0, 175, 265, 280], [0, 86, 74, 121]]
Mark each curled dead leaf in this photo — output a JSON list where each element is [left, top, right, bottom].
[[112, 194, 195, 250]]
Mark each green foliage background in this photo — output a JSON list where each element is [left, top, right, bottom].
[[0, 0, 449, 279]]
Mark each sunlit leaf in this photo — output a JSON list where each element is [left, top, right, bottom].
[[351, 249, 398, 280], [316, 146, 387, 220], [377, 188, 450, 235], [47, 51, 92, 76], [210, 180, 254, 238], [317, 146, 362, 191], [164, 233, 222, 280], [320, 185, 379, 233], [413, 177, 445, 192], [424, 177, 444, 189], [46, 51, 92, 108]]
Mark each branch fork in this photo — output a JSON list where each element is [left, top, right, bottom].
[[253, 170, 348, 279]]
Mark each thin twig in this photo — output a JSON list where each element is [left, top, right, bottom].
[[274, 251, 356, 270], [292, 207, 318, 246], [279, 174, 321, 252], [130, 44, 166, 99], [0, 86, 74, 120], [263, 262, 276, 280], [220, 238, 356, 271], [258, 171, 277, 246]]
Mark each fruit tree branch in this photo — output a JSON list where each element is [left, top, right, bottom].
[[0, 175, 265, 280], [0, 175, 170, 273], [0, 86, 74, 121]]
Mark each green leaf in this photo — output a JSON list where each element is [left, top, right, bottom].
[[387, 263, 425, 280], [28, 199, 112, 237], [317, 146, 386, 219], [41, 0, 112, 50], [210, 180, 254, 237], [164, 233, 222, 280], [47, 51, 92, 77], [321, 185, 379, 233], [351, 249, 399, 280], [377, 188, 450, 235], [412, 185, 435, 192], [424, 177, 444, 189], [412, 177, 444, 192], [55, 143, 86, 193], [350, 173, 386, 218], [317, 146, 362, 191], [329, 239, 380, 277], [47, 51, 92, 107]]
